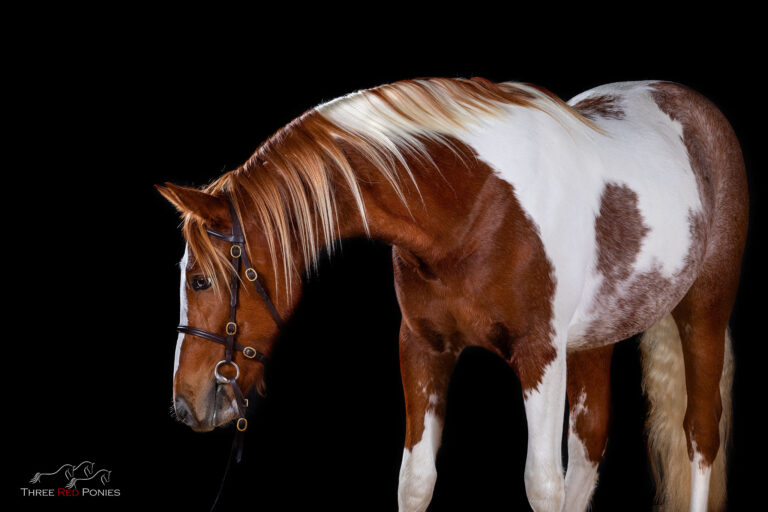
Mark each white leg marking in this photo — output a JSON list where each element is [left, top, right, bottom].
[[173, 245, 189, 380], [689, 443, 712, 512], [564, 392, 600, 512], [398, 397, 442, 512], [522, 352, 567, 512]]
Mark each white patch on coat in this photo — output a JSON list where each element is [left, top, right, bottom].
[[564, 392, 600, 512], [398, 397, 442, 512], [461, 105, 596, 344], [174, 246, 189, 379], [458, 81, 702, 348], [689, 442, 712, 512]]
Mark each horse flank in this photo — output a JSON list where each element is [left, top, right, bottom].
[[177, 78, 598, 298]]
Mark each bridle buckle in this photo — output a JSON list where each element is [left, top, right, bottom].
[[225, 322, 237, 336]]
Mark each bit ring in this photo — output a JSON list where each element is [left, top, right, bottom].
[[214, 360, 240, 384]]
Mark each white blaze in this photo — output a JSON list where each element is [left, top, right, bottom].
[[174, 245, 189, 379]]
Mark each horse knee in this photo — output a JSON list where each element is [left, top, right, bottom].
[[524, 463, 565, 512]]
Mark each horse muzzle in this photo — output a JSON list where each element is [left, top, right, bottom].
[[174, 385, 239, 432]]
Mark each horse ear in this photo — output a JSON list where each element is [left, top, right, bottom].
[[155, 182, 229, 223]]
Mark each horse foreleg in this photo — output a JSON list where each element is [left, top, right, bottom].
[[564, 345, 613, 512], [513, 338, 567, 512], [397, 324, 458, 512]]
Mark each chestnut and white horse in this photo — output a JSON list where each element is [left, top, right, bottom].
[[159, 78, 747, 511]]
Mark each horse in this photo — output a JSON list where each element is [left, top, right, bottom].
[[158, 77, 747, 512]]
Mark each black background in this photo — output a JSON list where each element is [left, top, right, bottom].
[[10, 17, 766, 512]]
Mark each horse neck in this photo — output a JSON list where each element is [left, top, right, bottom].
[[241, 136, 500, 293], [331, 137, 494, 262]]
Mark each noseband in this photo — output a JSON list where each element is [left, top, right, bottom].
[[177, 195, 283, 433]]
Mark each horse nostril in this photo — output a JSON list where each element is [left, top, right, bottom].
[[174, 396, 197, 426]]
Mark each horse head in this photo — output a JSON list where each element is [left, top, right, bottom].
[[158, 182, 302, 432]]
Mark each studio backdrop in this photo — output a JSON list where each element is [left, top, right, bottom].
[[11, 37, 765, 512]]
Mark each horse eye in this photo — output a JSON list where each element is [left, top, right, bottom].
[[190, 275, 212, 291]]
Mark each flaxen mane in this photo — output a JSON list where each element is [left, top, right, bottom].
[[176, 77, 595, 296]]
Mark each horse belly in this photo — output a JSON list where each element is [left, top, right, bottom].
[[570, 255, 702, 350]]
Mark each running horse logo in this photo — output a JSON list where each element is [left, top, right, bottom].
[[29, 460, 94, 485]]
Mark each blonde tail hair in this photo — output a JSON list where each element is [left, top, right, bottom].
[[639, 313, 733, 511]]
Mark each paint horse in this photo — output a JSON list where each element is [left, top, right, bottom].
[[159, 78, 747, 512]]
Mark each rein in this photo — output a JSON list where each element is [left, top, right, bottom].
[[176, 195, 283, 510]]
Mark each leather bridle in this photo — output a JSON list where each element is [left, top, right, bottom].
[[176, 195, 283, 434]]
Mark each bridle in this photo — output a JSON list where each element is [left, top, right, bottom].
[[176, 193, 283, 451]]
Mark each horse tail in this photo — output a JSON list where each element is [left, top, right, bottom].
[[639, 313, 733, 511], [29, 473, 42, 484]]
